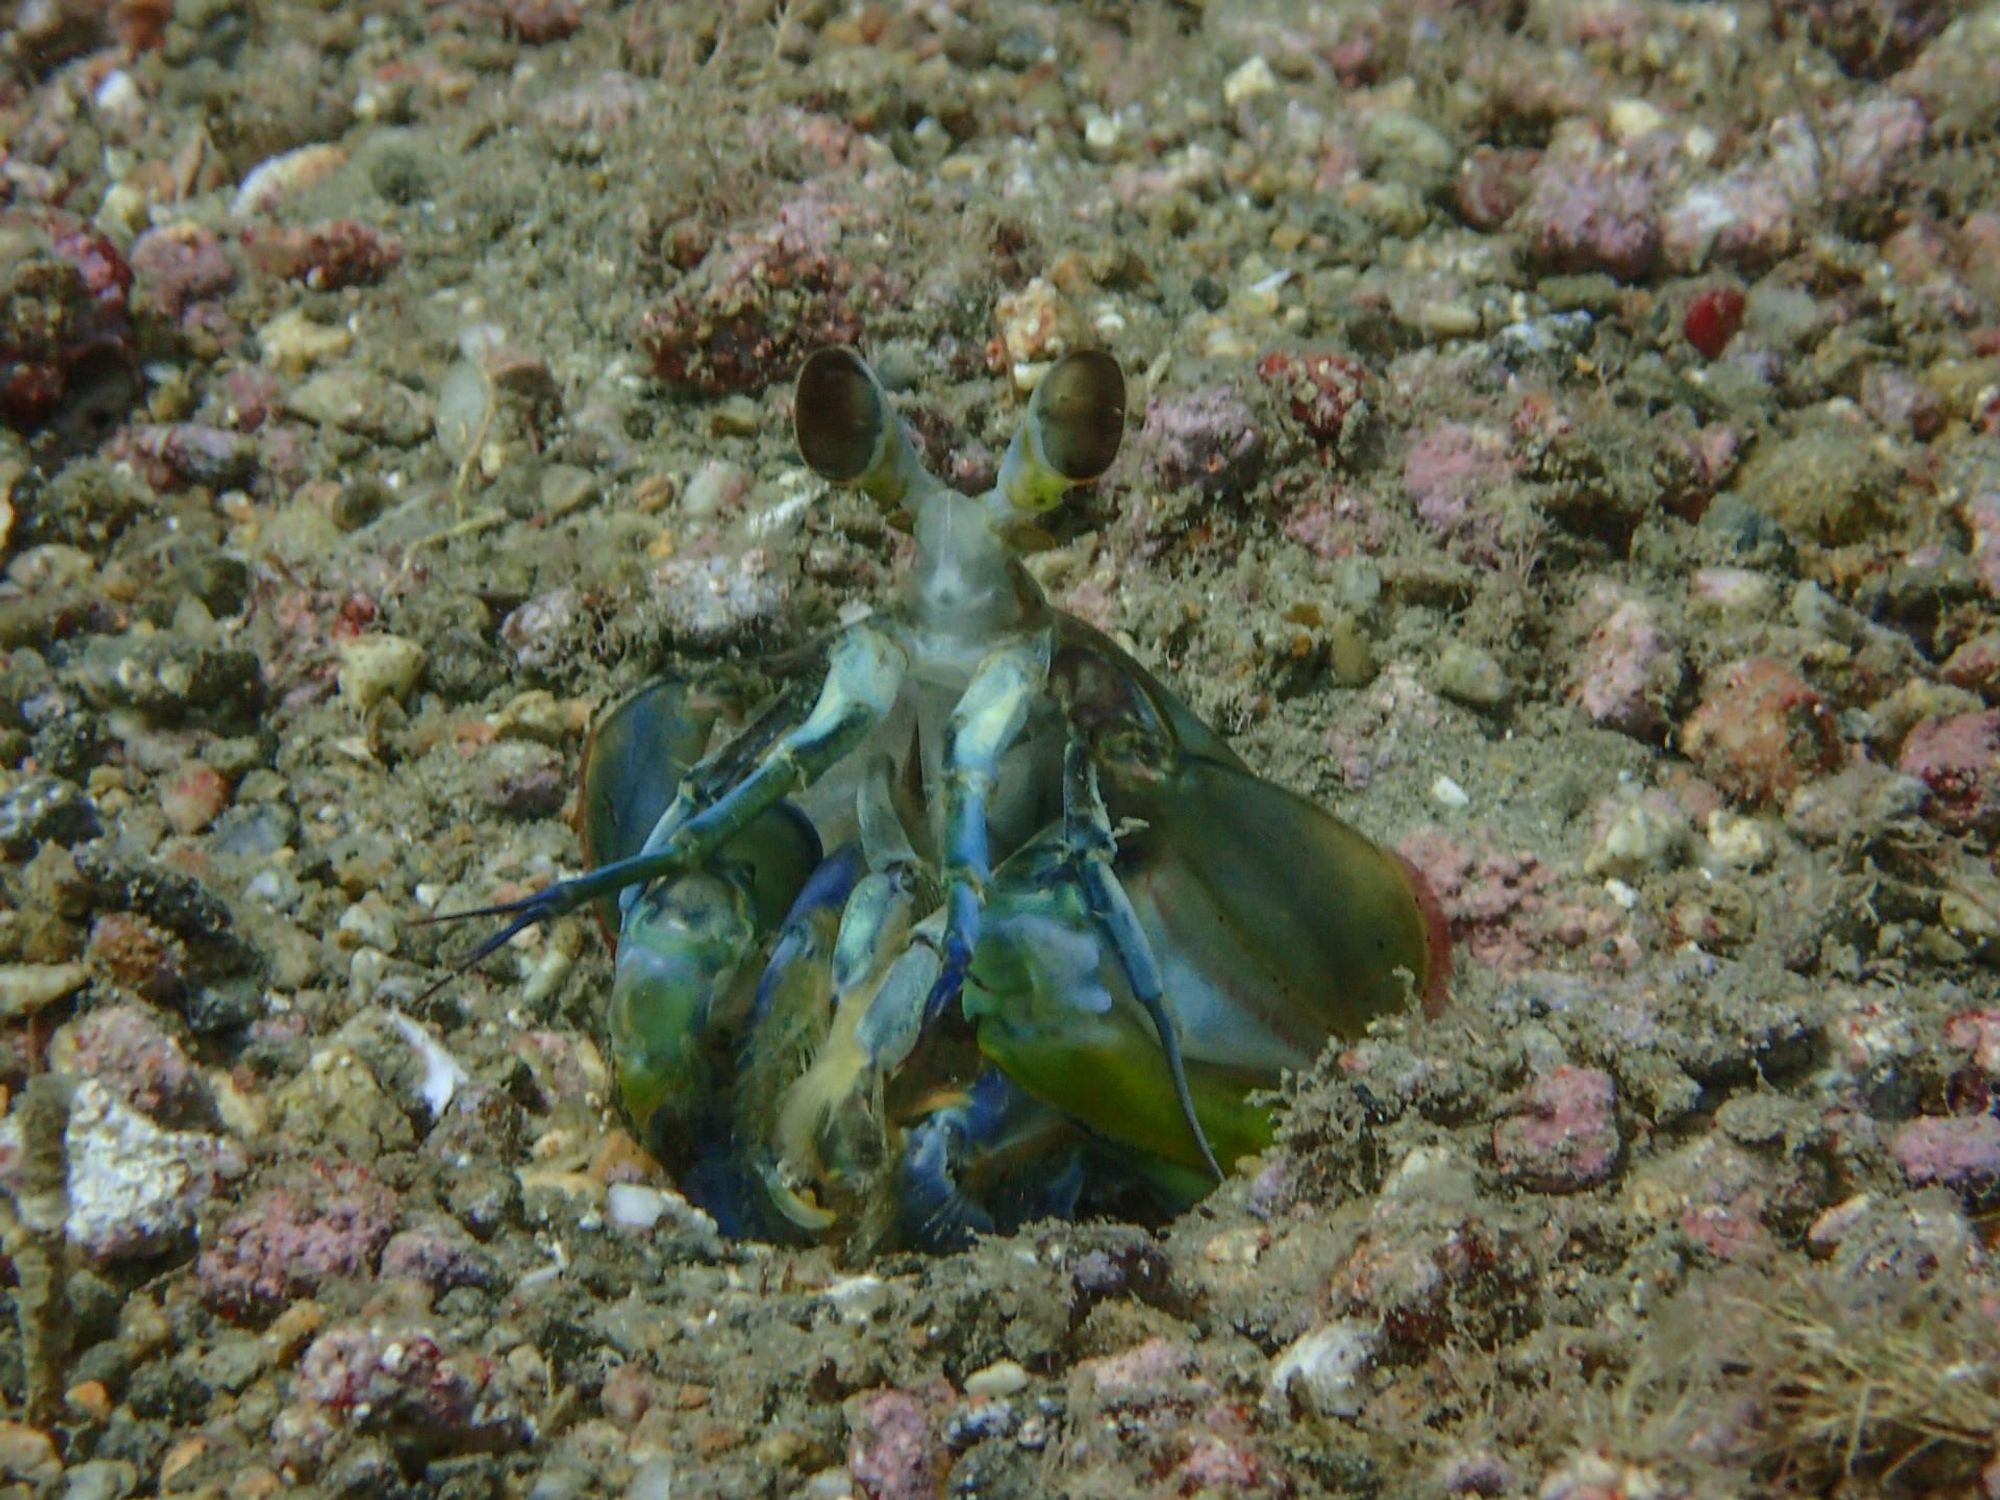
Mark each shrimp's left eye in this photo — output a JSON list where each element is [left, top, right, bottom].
[[796, 346, 885, 484]]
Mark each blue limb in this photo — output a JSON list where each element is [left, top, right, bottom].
[[898, 1070, 1085, 1250], [420, 625, 907, 1000], [1059, 736, 1223, 1182], [922, 637, 1050, 1022], [745, 842, 865, 1033]]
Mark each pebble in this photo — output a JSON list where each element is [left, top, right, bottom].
[[679, 459, 750, 519], [1704, 810, 1772, 869], [1433, 642, 1511, 710], [0, 961, 90, 1020], [1734, 423, 1893, 546], [490, 689, 572, 744], [244, 866, 304, 911], [963, 1359, 1030, 1399], [1584, 801, 1684, 879], [335, 893, 399, 954], [0, 775, 101, 855], [605, 1183, 719, 1242], [0, 1421, 61, 1485], [65, 1078, 245, 1263], [160, 760, 231, 836], [1267, 1321, 1376, 1419], [992, 278, 1087, 386], [1430, 774, 1471, 809], [337, 634, 426, 713], [58, 1458, 134, 1500], [209, 802, 297, 859], [1222, 55, 1277, 107], [232, 143, 348, 216], [1491, 1066, 1621, 1193], [256, 308, 353, 373], [540, 463, 599, 518], [285, 369, 433, 446]]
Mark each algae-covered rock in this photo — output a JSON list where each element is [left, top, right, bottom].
[[1735, 422, 1897, 546]]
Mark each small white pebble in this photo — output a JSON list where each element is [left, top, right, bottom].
[[1607, 97, 1667, 143], [337, 634, 426, 713], [606, 1184, 667, 1230], [1603, 877, 1640, 910], [93, 69, 142, 117], [385, 1010, 468, 1118], [1082, 110, 1122, 158], [964, 1359, 1030, 1399], [1223, 55, 1277, 107], [1706, 810, 1772, 869], [245, 867, 303, 912], [1430, 774, 1470, 809], [1268, 1321, 1376, 1419]]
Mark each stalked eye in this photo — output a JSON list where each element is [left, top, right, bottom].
[[1034, 350, 1124, 482], [796, 347, 886, 484]]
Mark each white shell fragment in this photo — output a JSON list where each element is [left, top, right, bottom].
[[1268, 1320, 1377, 1419]]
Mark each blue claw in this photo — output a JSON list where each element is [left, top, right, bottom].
[[922, 882, 983, 1023]]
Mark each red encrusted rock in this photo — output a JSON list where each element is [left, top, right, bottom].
[[379, 1221, 497, 1293], [1335, 1209, 1537, 1358], [52, 1001, 207, 1123], [847, 1384, 951, 1500], [83, 914, 187, 1008], [1897, 710, 2000, 838], [161, 760, 232, 835], [639, 197, 873, 396], [129, 224, 236, 320], [1454, 146, 1539, 231], [242, 220, 404, 290], [1680, 657, 1842, 807], [197, 1161, 398, 1322], [1682, 285, 1746, 359], [1772, 0, 1951, 77], [1569, 589, 1684, 739], [1397, 826, 1553, 972], [1516, 141, 1661, 281], [1403, 421, 1516, 537], [1492, 1066, 1621, 1192], [281, 1324, 525, 1469], [1079, 1336, 1196, 1403], [1, 208, 135, 429], [1944, 1010, 2000, 1076], [1137, 385, 1264, 497], [1940, 632, 2000, 702], [1891, 1115, 2000, 1194], [1255, 349, 1369, 450]]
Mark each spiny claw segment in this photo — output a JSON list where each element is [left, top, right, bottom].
[[1062, 738, 1223, 1184]]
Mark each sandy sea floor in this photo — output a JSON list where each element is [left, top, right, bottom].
[[3, 0, 2000, 1496]]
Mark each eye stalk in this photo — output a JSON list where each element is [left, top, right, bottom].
[[795, 347, 925, 507], [999, 350, 1126, 514]]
